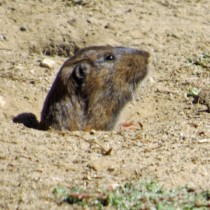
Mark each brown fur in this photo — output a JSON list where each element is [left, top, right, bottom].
[[40, 46, 150, 131]]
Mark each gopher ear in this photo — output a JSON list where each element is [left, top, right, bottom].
[[72, 63, 89, 85]]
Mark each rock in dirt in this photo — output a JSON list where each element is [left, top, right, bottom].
[[0, 96, 6, 108], [20, 26, 27, 32], [40, 58, 56, 69], [73, 0, 86, 5]]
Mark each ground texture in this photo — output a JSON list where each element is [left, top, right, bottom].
[[0, 0, 210, 209]]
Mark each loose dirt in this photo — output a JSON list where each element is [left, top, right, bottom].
[[0, 0, 209, 209]]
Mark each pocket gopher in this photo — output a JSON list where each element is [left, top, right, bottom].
[[40, 46, 150, 131]]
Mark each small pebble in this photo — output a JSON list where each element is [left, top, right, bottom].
[[20, 26, 27, 32], [0, 34, 7, 41], [74, 0, 83, 4], [0, 96, 6, 108], [104, 23, 115, 30], [90, 129, 96, 135], [40, 58, 56, 69]]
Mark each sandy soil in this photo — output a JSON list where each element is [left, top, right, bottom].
[[0, 0, 210, 209]]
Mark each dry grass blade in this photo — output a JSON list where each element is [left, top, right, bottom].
[[72, 134, 113, 156]]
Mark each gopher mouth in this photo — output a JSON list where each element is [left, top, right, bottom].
[[129, 69, 146, 85], [128, 65, 148, 95]]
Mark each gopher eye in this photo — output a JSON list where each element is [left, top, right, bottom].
[[104, 54, 115, 61]]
